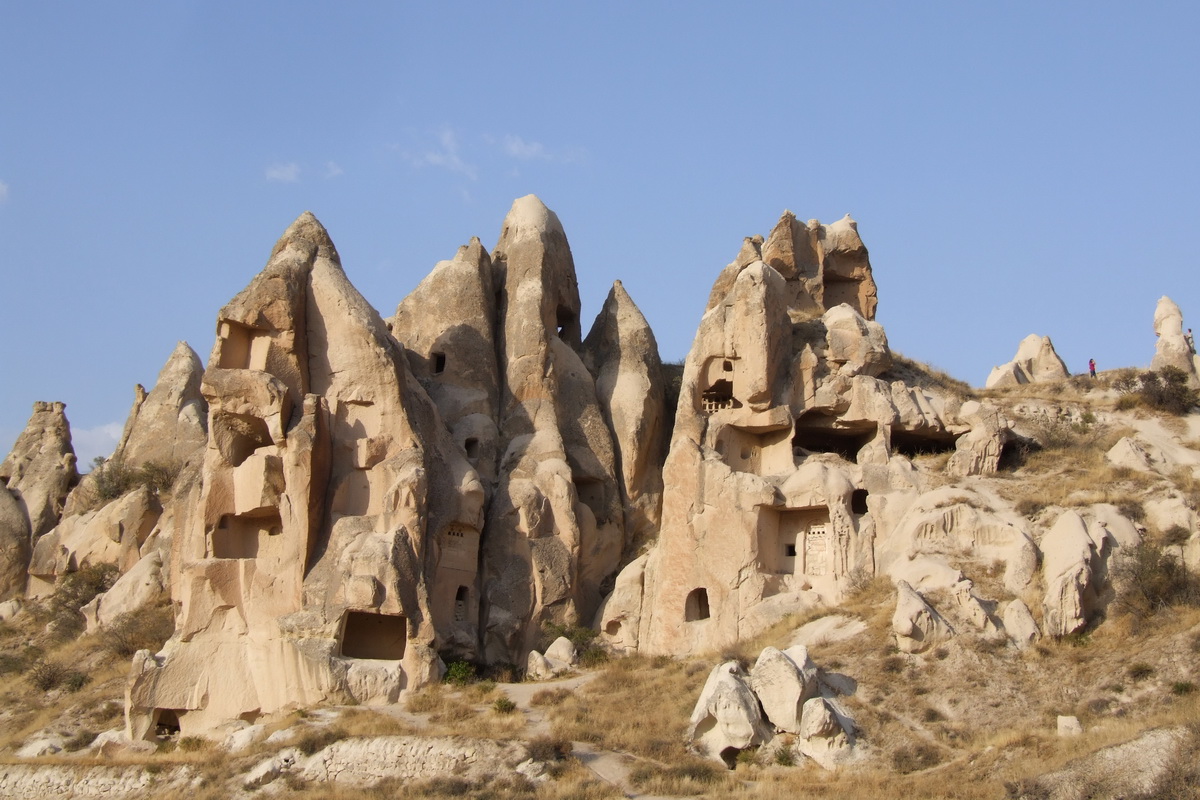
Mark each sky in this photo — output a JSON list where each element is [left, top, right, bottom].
[[2, 2, 1199, 467]]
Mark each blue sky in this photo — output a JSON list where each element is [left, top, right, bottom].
[[3, 2, 1199, 466]]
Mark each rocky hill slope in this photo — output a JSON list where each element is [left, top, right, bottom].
[[0, 197, 1198, 799]]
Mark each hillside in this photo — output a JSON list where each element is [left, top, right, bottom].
[[0, 198, 1198, 798]]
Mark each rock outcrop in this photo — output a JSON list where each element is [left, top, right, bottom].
[[112, 342, 207, 470], [1, 402, 77, 541], [986, 334, 1071, 388], [606, 214, 1013, 658], [1151, 296, 1200, 382], [892, 580, 955, 653], [1041, 511, 1108, 637], [126, 211, 483, 737]]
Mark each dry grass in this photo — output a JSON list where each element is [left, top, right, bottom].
[[547, 654, 706, 763]]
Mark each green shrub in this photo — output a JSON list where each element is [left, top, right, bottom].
[[443, 660, 477, 686], [492, 697, 517, 714], [540, 622, 608, 668], [774, 747, 795, 766], [63, 671, 90, 692], [1172, 681, 1197, 696], [1135, 368, 1198, 415], [91, 457, 181, 502]]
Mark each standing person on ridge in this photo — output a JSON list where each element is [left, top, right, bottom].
[[1089, 358, 1097, 379]]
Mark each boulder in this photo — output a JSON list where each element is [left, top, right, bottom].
[[795, 696, 854, 769], [892, 580, 955, 653], [688, 662, 772, 767], [1041, 511, 1102, 637], [1002, 598, 1041, 648], [749, 646, 817, 734]]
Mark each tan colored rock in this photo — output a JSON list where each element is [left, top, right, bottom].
[[760, 211, 878, 322], [82, 548, 167, 633], [1041, 511, 1104, 637], [795, 696, 854, 769], [480, 196, 625, 663], [688, 661, 772, 766], [127, 211, 483, 738], [986, 334, 1070, 388], [749, 646, 818, 734], [0, 401, 77, 539], [892, 580, 954, 653], [594, 552, 646, 652], [0, 483, 31, 599], [113, 342, 207, 470], [27, 485, 161, 596], [1002, 598, 1041, 648], [1151, 296, 1200, 381], [297, 735, 530, 786], [582, 281, 666, 551]]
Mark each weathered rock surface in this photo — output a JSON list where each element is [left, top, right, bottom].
[[581, 280, 666, 551], [688, 662, 772, 766], [297, 735, 530, 786], [0, 401, 77, 543], [113, 342, 207, 470], [986, 334, 1070, 388], [126, 211, 483, 737], [750, 645, 818, 733], [1151, 296, 1200, 382], [892, 580, 955, 653], [1041, 511, 1106, 637]]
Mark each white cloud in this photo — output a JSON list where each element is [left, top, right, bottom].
[[73, 422, 124, 469], [498, 135, 586, 164], [324, 161, 344, 178], [265, 162, 301, 183], [0, 180, 8, 202], [503, 135, 550, 160], [406, 128, 477, 180]]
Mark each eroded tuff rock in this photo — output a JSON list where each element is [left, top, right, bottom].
[[1, 402, 77, 542], [986, 334, 1071, 388], [1151, 296, 1200, 382], [1041, 510, 1109, 637], [126, 211, 484, 738], [581, 280, 666, 552], [390, 197, 643, 664], [113, 342, 207, 470], [688, 661, 773, 766], [606, 215, 1012, 657], [892, 580, 955, 653]]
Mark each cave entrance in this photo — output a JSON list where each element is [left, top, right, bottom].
[[792, 413, 874, 463], [685, 588, 711, 621], [890, 429, 961, 459], [340, 611, 407, 660]]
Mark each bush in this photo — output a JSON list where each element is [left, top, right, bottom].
[[26, 660, 68, 691], [37, 563, 120, 640], [1135, 368, 1197, 415], [295, 726, 347, 755], [892, 742, 943, 773], [91, 457, 181, 502], [527, 735, 572, 762], [178, 736, 210, 752], [540, 622, 608, 668], [492, 697, 517, 714], [1114, 543, 1200, 617], [530, 687, 572, 707], [443, 660, 477, 686], [1172, 681, 1197, 696], [102, 604, 176, 658], [1128, 663, 1155, 681]]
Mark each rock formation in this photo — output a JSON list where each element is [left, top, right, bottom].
[[892, 580, 955, 653], [390, 197, 661, 665], [1151, 295, 1200, 383], [1, 402, 77, 541], [0, 402, 77, 599], [112, 342, 207, 470], [1041, 510, 1108, 637], [127, 211, 483, 737], [602, 213, 1014, 658], [986, 334, 1070, 388]]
